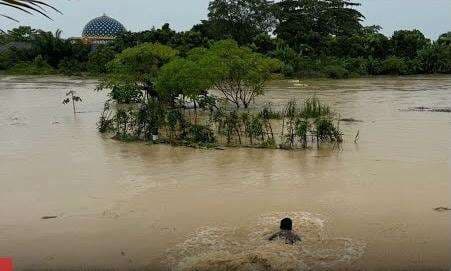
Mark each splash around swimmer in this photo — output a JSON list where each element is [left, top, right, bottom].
[[269, 218, 302, 245]]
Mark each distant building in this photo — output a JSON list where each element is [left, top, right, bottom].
[[77, 14, 126, 49]]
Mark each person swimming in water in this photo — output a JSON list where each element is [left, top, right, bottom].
[[268, 218, 301, 244]]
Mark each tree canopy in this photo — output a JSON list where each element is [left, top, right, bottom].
[[193, 0, 276, 45], [157, 40, 281, 108], [273, 0, 364, 51]]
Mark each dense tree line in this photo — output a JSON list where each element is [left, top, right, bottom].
[[1, 0, 450, 78]]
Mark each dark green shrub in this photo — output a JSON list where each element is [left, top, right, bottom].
[[315, 117, 343, 143], [366, 57, 383, 75], [343, 58, 368, 75], [323, 64, 350, 79], [189, 124, 216, 144], [87, 46, 116, 74], [110, 85, 143, 104], [58, 58, 85, 76], [381, 56, 408, 75], [7, 55, 55, 75]]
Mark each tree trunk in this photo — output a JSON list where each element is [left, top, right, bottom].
[[71, 92, 76, 115]]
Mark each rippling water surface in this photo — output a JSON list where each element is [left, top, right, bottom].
[[0, 75, 449, 270]]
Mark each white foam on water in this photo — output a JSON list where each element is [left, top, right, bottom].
[[164, 212, 366, 271]]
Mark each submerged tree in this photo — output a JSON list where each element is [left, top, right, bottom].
[[100, 43, 178, 102], [155, 57, 211, 105], [62, 90, 82, 115], [200, 40, 281, 108]]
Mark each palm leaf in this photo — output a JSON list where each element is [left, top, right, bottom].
[[0, 0, 61, 21]]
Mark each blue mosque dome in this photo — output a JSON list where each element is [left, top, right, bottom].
[[82, 14, 126, 39]]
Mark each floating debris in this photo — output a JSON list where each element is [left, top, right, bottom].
[[41, 216, 58, 220], [340, 118, 363, 123], [434, 207, 450, 212], [406, 107, 451, 113]]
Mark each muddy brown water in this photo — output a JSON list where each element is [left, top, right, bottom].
[[0, 75, 449, 270]]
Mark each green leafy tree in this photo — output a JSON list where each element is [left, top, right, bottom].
[[31, 29, 90, 68], [199, 40, 281, 108], [197, 0, 276, 44], [437, 32, 451, 47], [274, 0, 364, 52], [391, 30, 430, 59], [365, 33, 391, 59], [155, 57, 210, 103], [2, 26, 37, 42], [58, 57, 84, 75], [102, 43, 178, 100], [381, 56, 407, 75], [87, 45, 116, 74], [418, 44, 449, 74]]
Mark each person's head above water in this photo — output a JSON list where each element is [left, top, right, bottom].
[[280, 218, 293, 231]]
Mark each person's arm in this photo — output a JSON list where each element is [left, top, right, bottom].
[[268, 232, 279, 241], [295, 234, 302, 242]]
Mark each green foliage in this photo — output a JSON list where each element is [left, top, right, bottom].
[[200, 0, 276, 44], [366, 33, 391, 59], [274, 0, 364, 52], [7, 55, 54, 75], [188, 124, 216, 144], [200, 40, 282, 108], [391, 30, 430, 59], [381, 56, 408, 75], [437, 32, 451, 47], [155, 57, 210, 101], [323, 65, 350, 79], [58, 58, 84, 75], [281, 98, 341, 149], [2, 4, 451, 79], [110, 84, 143, 104], [1, 26, 37, 43], [300, 97, 331, 118], [87, 46, 116, 74], [101, 43, 178, 99], [107, 42, 178, 84], [295, 118, 309, 148], [98, 100, 114, 133], [417, 44, 450, 74], [315, 117, 342, 143]]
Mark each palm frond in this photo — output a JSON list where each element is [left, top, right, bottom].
[[0, 0, 61, 21]]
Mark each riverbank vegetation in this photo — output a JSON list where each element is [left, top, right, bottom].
[[1, 0, 450, 78]]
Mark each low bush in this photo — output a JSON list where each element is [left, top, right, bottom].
[[323, 65, 350, 79], [7, 55, 55, 75], [381, 56, 408, 75]]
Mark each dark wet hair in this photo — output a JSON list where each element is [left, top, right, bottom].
[[280, 218, 293, 231]]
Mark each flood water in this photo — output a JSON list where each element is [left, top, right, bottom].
[[0, 75, 449, 270]]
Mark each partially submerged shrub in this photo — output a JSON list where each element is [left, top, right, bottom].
[[98, 95, 344, 150], [188, 124, 216, 144], [300, 97, 331, 118], [323, 65, 350, 79]]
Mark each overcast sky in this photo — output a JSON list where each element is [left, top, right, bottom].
[[1, 0, 450, 40]]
